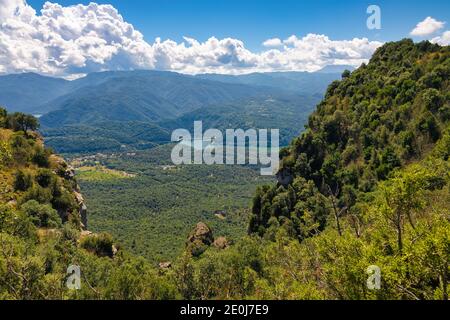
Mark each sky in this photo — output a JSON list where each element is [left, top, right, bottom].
[[1, 0, 449, 78]]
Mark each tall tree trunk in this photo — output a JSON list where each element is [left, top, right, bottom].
[[397, 221, 403, 254], [335, 211, 342, 237]]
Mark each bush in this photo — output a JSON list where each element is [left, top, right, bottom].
[[51, 189, 76, 212], [20, 200, 61, 228], [422, 88, 443, 113], [19, 184, 52, 205], [80, 233, 114, 258], [32, 146, 50, 168], [35, 169, 54, 188], [62, 223, 81, 243], [14, 170, 33, 192]]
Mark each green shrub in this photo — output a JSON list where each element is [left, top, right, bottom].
[[20, 200, 61, 228], [35, 169, 54, 188], [80, 233, 114, 258], [32, 146, 50, 168], [14, 170, 33, 192], [19, 184, 52, 205]]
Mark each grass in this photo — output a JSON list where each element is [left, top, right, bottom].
[[75, 166, 136, 182]]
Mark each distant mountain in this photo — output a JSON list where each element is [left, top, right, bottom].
[[39, 71, 284, 128], [0, 70, 340, 115], [316, 64, 355, 74], [0, 73, 70, 113], [0, 69, 339, 154], [196, 71, 343, 95]]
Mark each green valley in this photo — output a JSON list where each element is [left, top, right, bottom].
[[71, 146, 274, 262]]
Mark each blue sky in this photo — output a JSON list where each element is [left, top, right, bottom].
[[27, 0, 450, 51], [1, 0, 449, 76]]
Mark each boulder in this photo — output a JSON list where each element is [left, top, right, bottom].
[[187, 222, 214, 257], [213, 237, 230, 250], [159, 262, 172, 270], [188, 222, 214, 246]]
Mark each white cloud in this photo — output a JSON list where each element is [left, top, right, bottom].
[[0, 0, 384, 77], [262, 38, 283, 47], [431, 30, 450, 46], [410, 17, 445, 36], [0, 0, 155, 76]]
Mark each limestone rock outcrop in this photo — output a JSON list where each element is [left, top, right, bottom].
[[186, 222, 230, 257]]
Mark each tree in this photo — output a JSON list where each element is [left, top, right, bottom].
[[326, 184, 347, 237], [32, 146, 50, 168], [342, 70, 351, 79], [7, 113, 39, 133], [0, 107, 7, 128], [379, 166, 436, 253], [422, 88, 443, 113]]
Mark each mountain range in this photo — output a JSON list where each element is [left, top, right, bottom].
[[0, 68, 346, 153]]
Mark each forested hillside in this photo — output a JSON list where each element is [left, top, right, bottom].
[[0, 108, 177, 299], [159, 40, 450, 301], [250, 39, 450, 238]]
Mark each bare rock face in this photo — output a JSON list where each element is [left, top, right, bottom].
[[74, 190, 88, 230], [52, 155, 88, 230]]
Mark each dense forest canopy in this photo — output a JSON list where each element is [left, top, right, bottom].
[[250, 39, 450, 240]]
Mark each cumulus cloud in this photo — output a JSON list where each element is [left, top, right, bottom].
[[262, 38, 283, 47], [431, 30, 450, 46], [0, 0, 154, 77], [0, 0, 383, 77], [410, 17, 445, 36]]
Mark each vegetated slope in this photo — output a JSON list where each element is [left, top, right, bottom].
[[0, 73, 70, 113], [160, 95, 321, 146], [0, 107, 181, 299], [250, 39, 450, 237], [40, 121, 171, 154], [40, 78, 181, 127], [41, 94, 320, 154]]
